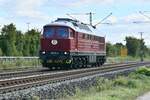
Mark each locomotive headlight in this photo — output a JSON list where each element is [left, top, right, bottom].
[[64, 52, 67, 55], [42, 51, 46, 54]]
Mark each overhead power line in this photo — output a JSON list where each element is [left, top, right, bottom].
[[139, 11, 150, 20], [94, 12, 112, 27], [66, 12, 95, 26]]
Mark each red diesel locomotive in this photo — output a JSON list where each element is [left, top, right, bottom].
[[39, 18, 106, 69]]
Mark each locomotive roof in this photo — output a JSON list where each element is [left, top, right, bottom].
[[44, 18, 103, 37]]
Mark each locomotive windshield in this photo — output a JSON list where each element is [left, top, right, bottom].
[[43, 26, 68, 38]]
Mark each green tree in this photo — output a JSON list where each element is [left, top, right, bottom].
[[15, 31, 24, 56], [1, 23, 18, 56], [106, 43, 118, 57], [114, 43, 125, 56], [0, 24, 41, 56], [125, 36, 146, 57], [24, 29, 40, 56]]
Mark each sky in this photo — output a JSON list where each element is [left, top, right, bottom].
[[0, 0, 150, 45]]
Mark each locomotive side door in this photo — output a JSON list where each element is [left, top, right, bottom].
[[75, 32, 78, 51], [69, 29, 78, 51]]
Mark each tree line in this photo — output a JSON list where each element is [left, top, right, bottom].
[[106, 37, 150, 57], [0, 23, 149, 57], [0, 23, 40, 56]]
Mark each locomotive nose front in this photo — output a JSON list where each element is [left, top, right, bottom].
[[39, 25, 71, 67]]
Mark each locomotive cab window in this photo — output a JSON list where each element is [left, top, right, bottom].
[[43, 26, 55, 38], [56, 27, 68, 38], [43, 26, 69, 38]]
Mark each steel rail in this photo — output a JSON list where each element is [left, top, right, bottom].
[[0, 68, 50, 79]]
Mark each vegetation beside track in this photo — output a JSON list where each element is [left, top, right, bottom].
[[107, 56, 150, 63], [0, 59, 41, 70], [0, 56, 148, 70], [66, 66, 150, 100]]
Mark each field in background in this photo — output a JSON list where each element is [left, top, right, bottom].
[[0, 56, 149, 70]]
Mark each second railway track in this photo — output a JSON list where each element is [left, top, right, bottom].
[[0, 61, 150, 94], [0, 62, 137, 79]]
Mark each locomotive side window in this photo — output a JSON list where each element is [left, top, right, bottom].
[[86, 34, 90, 40], [85, 34, 88, 39], [70, 30, 75, 38], [82, 34, 85, 39]]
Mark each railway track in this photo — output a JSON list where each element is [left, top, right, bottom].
[[0, 68, 50, 79], [0, 61, 150, 94], [0, 62, 136, 79]]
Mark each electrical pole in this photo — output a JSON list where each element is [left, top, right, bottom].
[[139, 32, 144, 62], [87, 12, 95, 26], [89, 12, 92, 25], [27, 22, 30, 31]]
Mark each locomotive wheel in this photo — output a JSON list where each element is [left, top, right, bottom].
[[42, 62, 48, 67], [82, 58, 87, 68], [72, 58, 78, 69]]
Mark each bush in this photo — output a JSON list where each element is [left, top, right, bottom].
[[113, 77, 128, 87], [32, 96, 40, 100], [95, 78, 113, 92], [136, 66, 150, 76], [127, 80, 138, 88], [113, 76, 137, 88]]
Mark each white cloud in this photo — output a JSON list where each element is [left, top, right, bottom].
[[60, 0, 114, 6], [0, 0, 5, 3], [15, 0, 49, 21], [57, 0, 150, 7], [0, 0, 150, 45], [0, 0, 7, 6], [99, 13, 150, 26], [0, 16, 13, 25], [97, 12, 150, 45], [123, 13, 150, 22], [106, 16, 118, 23]]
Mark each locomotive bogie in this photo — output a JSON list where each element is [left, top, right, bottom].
[[40, 51, 106, 69]]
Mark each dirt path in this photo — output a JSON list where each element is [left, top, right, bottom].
[[137, 92, 150, 100]]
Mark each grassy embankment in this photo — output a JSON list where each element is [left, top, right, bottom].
[[66, 66, 150, 100]]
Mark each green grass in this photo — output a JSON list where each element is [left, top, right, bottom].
[[0, 59, 41, 70], [107, 56, 150, 63], [66, 66, 150, 100]]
